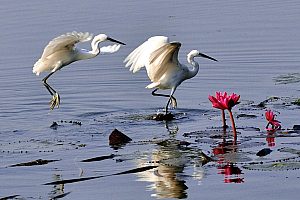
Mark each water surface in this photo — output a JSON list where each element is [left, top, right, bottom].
[[0, 0, 300, 199]]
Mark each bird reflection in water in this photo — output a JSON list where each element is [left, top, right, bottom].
[[212, 130, 244, 183], [135, 121, 206, 198], [136, 142, 188, 198]]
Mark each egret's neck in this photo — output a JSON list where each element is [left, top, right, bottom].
[[90, 39, 101, 56], [76, 38, 103, 61], [187, 55, 199, 79]]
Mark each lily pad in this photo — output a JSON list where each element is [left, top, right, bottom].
[[291, 99, 300, 106], [243, 162, 300, 171], [44, 165, 158, 185], [278, 147, 300, 155], [273, 73, 300, 84], [0, 195, 20, 200], [236, 114, 257, 119], [9, 159, 60, 167]]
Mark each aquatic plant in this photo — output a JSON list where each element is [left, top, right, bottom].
[[265, 110, 281, 131], [208, 92, 240, 138]]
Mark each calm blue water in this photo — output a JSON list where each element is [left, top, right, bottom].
[[0, 0, 300, 199]]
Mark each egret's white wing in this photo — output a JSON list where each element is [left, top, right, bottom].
[[41, 31, 93, 59], [148, 42, 181, 82], [124, 36, 169, 73]]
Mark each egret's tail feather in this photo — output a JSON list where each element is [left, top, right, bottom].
[[146, 82, 160, 89], [33, 59, 43, 76]]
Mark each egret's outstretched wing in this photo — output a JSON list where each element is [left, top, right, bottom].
[[41, 31, 93, 59], [124, 36, 169, 73], [148, 42, 181, 82]]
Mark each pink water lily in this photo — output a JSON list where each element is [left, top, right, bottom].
[[209, 92, 240, 139], [265, 110, 281, 130], [208, 92, 240, 111]]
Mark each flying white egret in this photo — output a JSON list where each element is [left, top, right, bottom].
[[33, 31, 125, 110], [124, 36, 217, 114]]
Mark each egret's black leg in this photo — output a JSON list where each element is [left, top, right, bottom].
[[151, 88, 169, 98], [42, 72, 55, 94], [152, 89, 177, 114], [42, 71, 60, 110]]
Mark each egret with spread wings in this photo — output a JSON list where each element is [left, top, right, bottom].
[[33, 31, 125, 110], [124, 36, 217, 114]]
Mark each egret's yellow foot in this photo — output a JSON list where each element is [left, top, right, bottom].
[[49, 93, 60, 110]]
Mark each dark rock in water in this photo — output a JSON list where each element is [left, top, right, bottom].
[[109, 129, 132, 146], [256, 148, 272, 157], [152, 113, 175, 121], [50, 122, 59, 129], [293, 125, 300, 130]]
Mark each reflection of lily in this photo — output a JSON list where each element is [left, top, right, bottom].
[[212, 140, 236, 156], [209, 92, 240, 138], [265, 110, 281, 131], [218, 163, 244, 183], [212, 133, 244, 183], [266, 131, 276, 147]]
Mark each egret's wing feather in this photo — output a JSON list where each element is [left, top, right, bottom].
[[124, 36, 169, 73], [124, 42, 148, 72], [41, 31, 93, 59], [148, 42, 181, 81]]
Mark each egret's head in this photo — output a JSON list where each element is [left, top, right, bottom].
[[93, 34, 108, 43], [188, 50, 201, 57], [93, 34, 126, 45], [188, 50, 218, 62]]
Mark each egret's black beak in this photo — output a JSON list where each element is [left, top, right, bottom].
[[199, 52, 218, 62], [107, 37, 126, 45]]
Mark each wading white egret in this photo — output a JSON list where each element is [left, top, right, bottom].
[[33, 31, 125, 110], [124, 36, 217, 114]]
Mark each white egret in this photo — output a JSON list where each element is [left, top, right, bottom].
[[124, 36, 217, 114], [33, 31, 125, 110]]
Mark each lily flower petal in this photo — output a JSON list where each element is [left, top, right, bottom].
[[208, 92, 240, 111], [265, 110, 281, 130]]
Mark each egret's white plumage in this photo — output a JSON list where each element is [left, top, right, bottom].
[[33, 31, 125, 110], [124, 36, 217, 114]]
